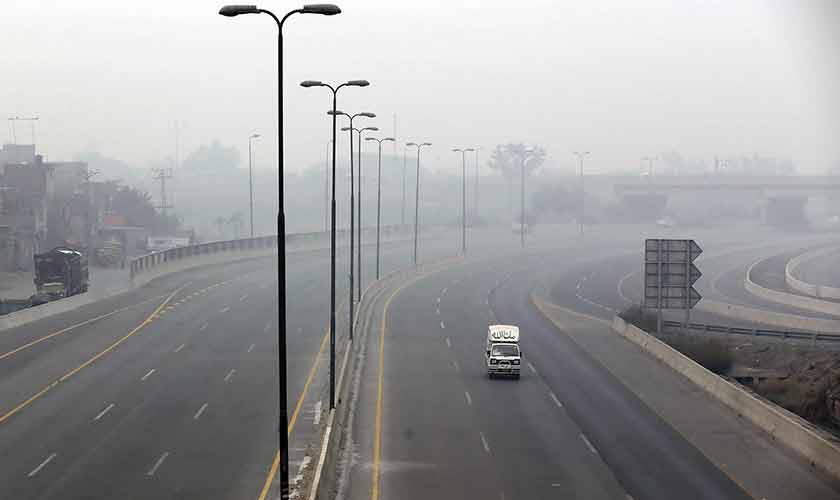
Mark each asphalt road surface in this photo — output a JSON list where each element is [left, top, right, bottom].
[[0, 230, 481, 500], [343, 226, 840, 500]]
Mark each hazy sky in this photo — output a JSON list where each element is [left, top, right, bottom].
[[2, 0, 838, 175]]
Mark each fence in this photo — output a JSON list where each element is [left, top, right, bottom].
[[129, 224, 424, 280], [663, 319, 840, 344]]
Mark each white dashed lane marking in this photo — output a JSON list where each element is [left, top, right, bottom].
[[93, 403, 115, 422], [28, 453, 56, 477], [479, 432, 491, 453], [147, 452, 169, 476], [224, 369, 236, 383], [445, 337, 451, 348], [193, 403, 208, 420], [174, 343, 185, 353], [464, 391, 472, 406], [141, 369, 156, 381], [549, 392, 563, 408]]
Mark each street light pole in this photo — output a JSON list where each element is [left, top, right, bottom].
[[220, 5, 341, 500], [357, 126, 378, 302], [401, 145, 407, 226], [324, 139, 331, 232], [248, 133, 260, 237], [573, 151, 590, 235], [406, 142, 432, 265], [473, 146, 481, 224], [366, 136, 395, 279], [452, 148, 474, 255], [301, 91, 372, 412]]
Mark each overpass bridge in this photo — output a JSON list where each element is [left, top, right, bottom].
[[566, 175, 840, 225]]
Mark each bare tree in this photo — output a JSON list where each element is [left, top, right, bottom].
[[487, 143, 546, 219]]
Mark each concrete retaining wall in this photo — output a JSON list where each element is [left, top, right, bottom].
[[786, 246, 840, 300], [610, 315, 840, 481], [744, 258, 840, 318]]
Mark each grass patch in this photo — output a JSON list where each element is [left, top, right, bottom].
[[758, 377, 831, 423]]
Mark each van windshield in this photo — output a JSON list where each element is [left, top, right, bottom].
[[491, 344, 519, 357]]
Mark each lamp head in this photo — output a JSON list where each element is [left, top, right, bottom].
[[219, 5, 259, 16], [300, 80, 324, 88], [301, 4, 341, 15]]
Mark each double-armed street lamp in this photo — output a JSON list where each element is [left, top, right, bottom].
[[219, 4, 341, 499], [365, 136, 395, 279], [299, 83, 370, 414], [248, 133, 261, 237], [573, 151, 590, 235], [452, 148, 474, 255], [328, 111, 374, 344], [405, 142, 432, 265]]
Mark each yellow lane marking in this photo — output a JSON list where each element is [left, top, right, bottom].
[[0, 293, 168, 362], [371, 271, 441, 500], [0, 287, 183, 426], [256, 301, 346, 500]]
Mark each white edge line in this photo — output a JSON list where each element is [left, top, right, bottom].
[[580, 433, 598, 454]]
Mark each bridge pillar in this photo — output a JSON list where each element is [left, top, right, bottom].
[[762, 195, 808, 227], [615, 194, 668, 222]]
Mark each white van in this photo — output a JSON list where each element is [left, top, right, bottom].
[[486, 325, 521, 379]]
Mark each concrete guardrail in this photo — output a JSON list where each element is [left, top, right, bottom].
[[610, 314, 840, 482], [786, 245, 840, 300], [744, 257, 840, 318]]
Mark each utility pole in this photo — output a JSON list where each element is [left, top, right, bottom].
[[83, 170, 99, 253], [573, 151, 590, 235], [152, 168, 174, 218]]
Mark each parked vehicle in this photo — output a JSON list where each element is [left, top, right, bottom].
[[33, 247, 89, 301]]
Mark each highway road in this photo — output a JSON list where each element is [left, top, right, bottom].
[[0, 229, 484, 500], [342, 226, 840, 500], [4, 223, 839, 500]]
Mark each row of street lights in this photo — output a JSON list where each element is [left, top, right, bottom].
[[223, 7, 484, 497]]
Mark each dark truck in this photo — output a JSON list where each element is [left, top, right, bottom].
[[33, 247, 89, 302]]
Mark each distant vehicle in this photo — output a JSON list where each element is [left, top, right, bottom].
[[33, 247, 89, 301], [146, 236, 190, 253], [486, 324, 521, 379]]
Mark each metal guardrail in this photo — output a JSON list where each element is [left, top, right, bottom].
[[129, 224, 419, 279], [663, 319, 840, 344]]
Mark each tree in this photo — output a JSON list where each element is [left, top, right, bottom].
[[486, 143, 546, 218], [182, 140, 240, 172]]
